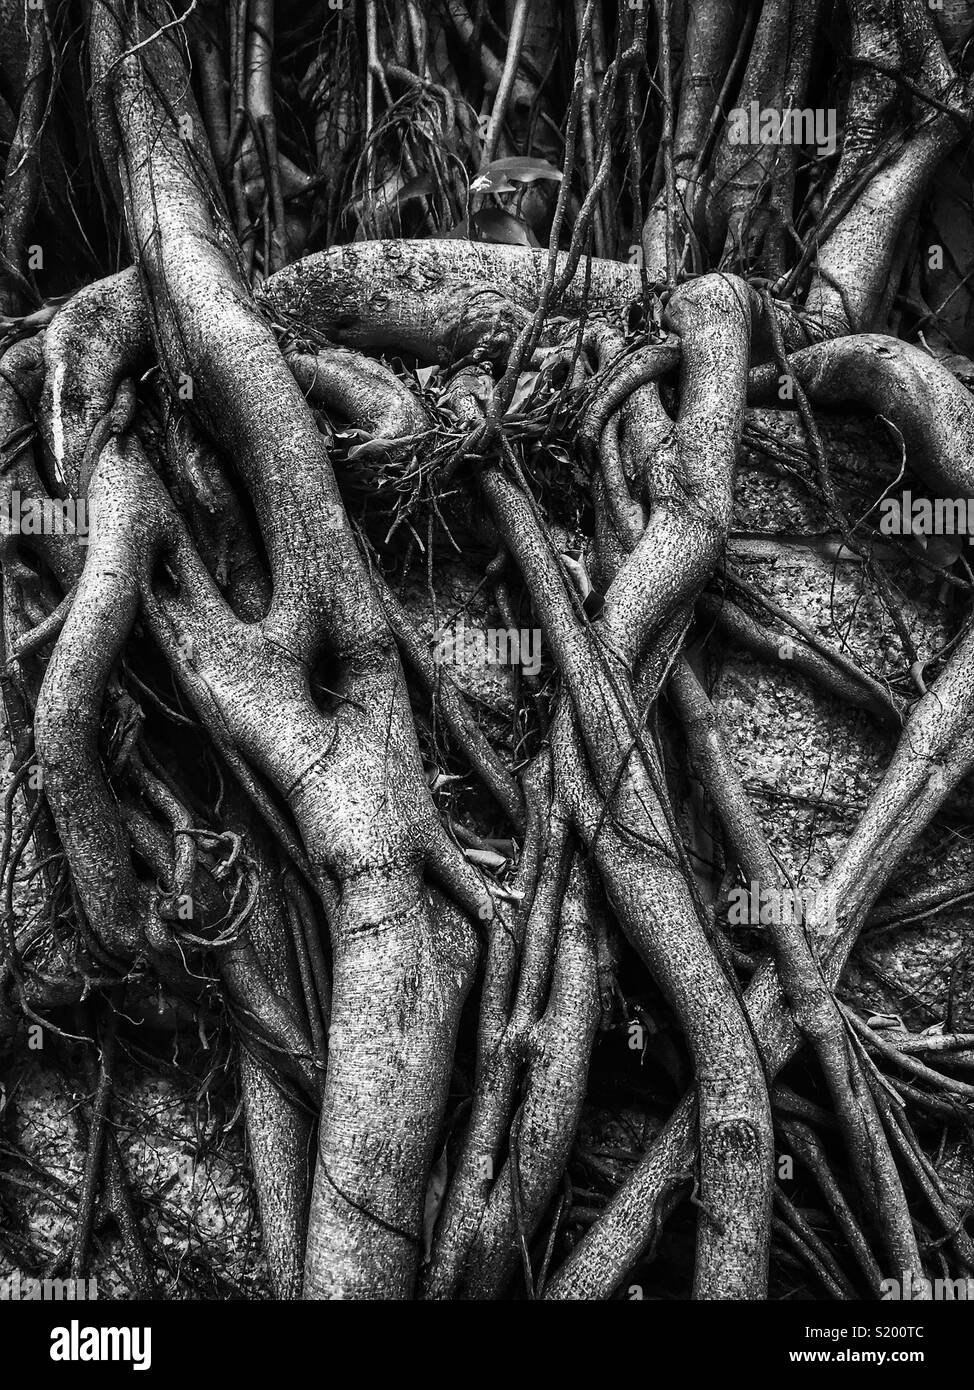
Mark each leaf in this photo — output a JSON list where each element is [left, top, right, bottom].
[[346, 432, 417, 461], [866, 1012, 905, 1031], [463, 846, 509, 872], [441, 210, 535, 246], [483, 837, 516, 857], [471, 208, 537, 247], [506, 369, 540, 414], [471, 157, 564, 194], [560, 551, 594, 601], [428, 771, 464, 793]]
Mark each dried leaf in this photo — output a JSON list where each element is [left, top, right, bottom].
[[463, 846, 509, 872], [472, 157, 564, 193], [866, 1012, 905, 1031]]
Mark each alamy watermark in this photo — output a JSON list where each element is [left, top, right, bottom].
[[726, 881, 836, 929], [878, 490, 974, 538], [881, 1271, 974, 1300], [0, 491, 96, 544], [50, 1319, 151, 1371], [433, 617, 542, 678], [0, 1271, 97, 1301], [727, 101, 837, 156]]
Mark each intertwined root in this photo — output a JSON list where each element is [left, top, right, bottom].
[[13, 225, 974, 1296], [2, 0, 974, 1301]]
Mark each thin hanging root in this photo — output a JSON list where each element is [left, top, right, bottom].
[[481, 503, 774, 1297], [102, 1133, 155, 1297], [452, 858, 602, 1300], [379, 580, 525, 831], [803, 0, 966, 334], [843, 1007, 974, 1102], [669, 656, 924, 1286], [779, 1117, 884, 1296], [1, 4, 49, 314], [283, 881, 327, 1068], [720, 560, 910, 711], [773, 1190, 858, 1299], [6, 0, 972, 1304], [246, 0, 286, 273], [652, 0, 678, 284], [696, 592, 902, 728], [67, 1078, 155, 1296], [70, 997, 119, 1279], [424, 804, 572, 1298], [227, 809, 315, 1301], [283, 871, 332, 1035], [873, 1088, 974, 1273], [479, 0, 531, 169], [465, 273, 776, 1300], [642, 0, 739, 279], [760, 297, 924, 692], [126, 750, 196, 909], [119, 778, 319, 1119], [545, 614, 974, 1299]]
